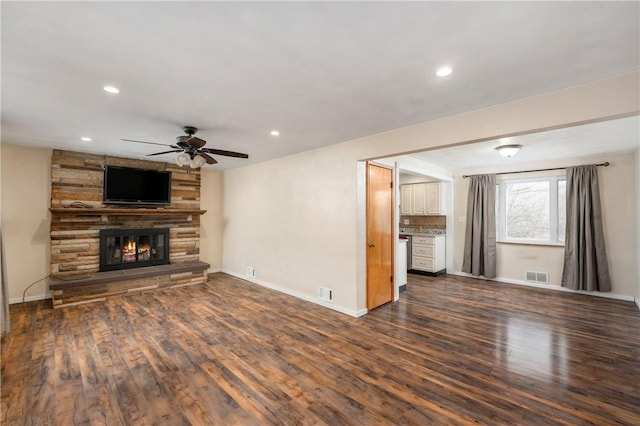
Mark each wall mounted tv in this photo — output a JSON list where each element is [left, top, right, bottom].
[[103, 165, 171, 206]]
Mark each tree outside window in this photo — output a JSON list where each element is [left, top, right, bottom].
[[505, 181, 550, 240], [496, 176, 565, 245]]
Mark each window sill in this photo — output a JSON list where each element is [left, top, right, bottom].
[[497, 240, 565, 248]]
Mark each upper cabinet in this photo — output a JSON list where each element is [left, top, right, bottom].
[[425, 182, 441, 215], [400, 182, 445, 215], [411, 183, 427, 215], [400, 184, 413, 215]]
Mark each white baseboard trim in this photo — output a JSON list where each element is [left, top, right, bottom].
[[9, 293, 52, 304], [635, 297, 640, 311], [450, 271, 635, 302], [220, 269, 363, 317], [355, 309, 368, 317]]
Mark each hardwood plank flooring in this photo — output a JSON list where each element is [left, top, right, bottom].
[[2, 273, 639, 425]]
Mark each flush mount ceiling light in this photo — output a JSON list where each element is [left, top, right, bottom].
[[270, 130, 280, 136], [495, 144, 523, 158], [435, 66, 453, 77], [80, 137, 92, 142], [103, 85, 120, 94]]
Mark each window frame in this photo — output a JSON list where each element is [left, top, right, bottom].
[[496, 175, 566, 246]]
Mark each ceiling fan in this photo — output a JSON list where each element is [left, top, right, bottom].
[[121, 126, 249, 168]]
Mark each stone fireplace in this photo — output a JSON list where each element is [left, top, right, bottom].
[[99, 228, 170, 272], [48, 149, 210, 308]]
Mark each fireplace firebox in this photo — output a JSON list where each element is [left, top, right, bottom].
[[99, 228, 169, 272]]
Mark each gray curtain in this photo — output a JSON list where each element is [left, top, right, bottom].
[[462, 174, 497, 278], [1, 227, 9, 336], [562, 165, 611, 292]]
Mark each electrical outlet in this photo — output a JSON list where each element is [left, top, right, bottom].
[[403, 219, 410, 225], [246, 266, 255, 278], [318, 287, 333, 302]]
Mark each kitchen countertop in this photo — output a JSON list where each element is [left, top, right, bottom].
[[399, 230, 446, 236]]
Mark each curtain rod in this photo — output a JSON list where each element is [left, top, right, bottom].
[[462, 162, 609, 179]]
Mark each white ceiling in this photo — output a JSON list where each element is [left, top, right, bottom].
[[407, 115, 640, 174], [2, 2, 639, 169]]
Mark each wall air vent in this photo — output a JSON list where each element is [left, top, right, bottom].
[[318, 287, 333, 302], [525, 271, 549, 284]]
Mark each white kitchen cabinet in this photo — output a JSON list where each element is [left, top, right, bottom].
[[412, 235, 445, 273], [426, 182, 442, 215], [411, 184, 427, 215], [400, 185, 412, 215], [400, 182, 444, 215]]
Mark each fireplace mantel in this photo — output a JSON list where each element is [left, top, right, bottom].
[[50, 207, 207, 216]]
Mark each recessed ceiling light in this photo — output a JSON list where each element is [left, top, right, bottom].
[[80, 137, 92, 142], [435, 66, 453, 77], [270, 130, 280, 136], [103, 85, 120, 94]]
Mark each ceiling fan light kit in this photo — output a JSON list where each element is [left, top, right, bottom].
[[122, 126, 249, 169], [176, 152, 191, 167], [190, 155, 207, 168]]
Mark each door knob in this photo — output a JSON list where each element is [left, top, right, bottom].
[[368, 242, 376, 248]]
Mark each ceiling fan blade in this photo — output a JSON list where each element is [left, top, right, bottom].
[[146, 150, 183, 156], [200, 148, 249, 159], [187, 136, 207, 149], [198, 153, 218, 164], [121, 138, 173, 147]]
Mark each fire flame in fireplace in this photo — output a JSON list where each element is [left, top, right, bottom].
[[123, 241, 137, 262], [124, 241, 136, 254], [102, 229, 167, 270], [138, 244, 151, 260], [122, 241, 152, 262]]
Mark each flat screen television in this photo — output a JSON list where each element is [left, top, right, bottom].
[[103, 165, 171, 206]]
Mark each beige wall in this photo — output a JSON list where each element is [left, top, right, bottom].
[[452, 152, 637, 297], [1, 145, 52, 302], [222, 149, 360, 314], [222, 72, 639, 315], [200, 169, 224, 272]]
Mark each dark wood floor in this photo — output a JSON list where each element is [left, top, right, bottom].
[[2, 273, 639, 425]]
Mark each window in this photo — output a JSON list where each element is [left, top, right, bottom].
[[496, 176, 566, 245]]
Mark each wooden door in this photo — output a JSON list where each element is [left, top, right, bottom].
[[366, 163, 394, 310]]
